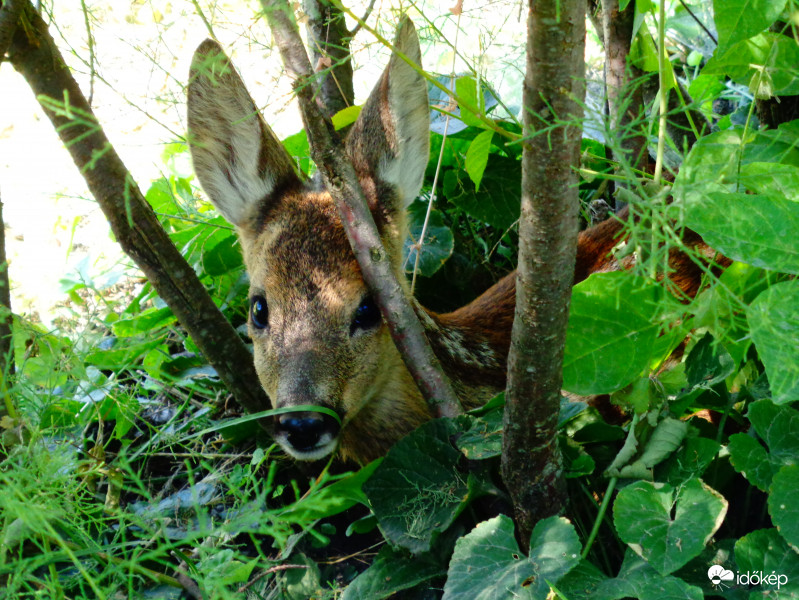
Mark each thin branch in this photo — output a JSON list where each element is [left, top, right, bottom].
[[348, 0, 375, 37], [676, 0, 716, 45], [259, 0, 462, 418]]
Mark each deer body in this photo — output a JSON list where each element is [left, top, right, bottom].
[[187, 20, 703, 464]]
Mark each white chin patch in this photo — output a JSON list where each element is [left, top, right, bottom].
[[277, 434, 338, 461]]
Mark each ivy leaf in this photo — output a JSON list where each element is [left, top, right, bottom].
[[613, 479, 728, 575], [443, 515, 581, 600], [747, 281, 799, 402], [735, 529, 799, 594], [595, 550, 704, 600], [341, 545, 443, 600], [727, 433, 773, 491], [465, 130, 494, 190], [563, 272, 661, 395], [769, 464, 799, 553], [363, 419, 469, 554]]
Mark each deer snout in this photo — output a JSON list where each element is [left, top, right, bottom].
[[274, 411, 340, 460]]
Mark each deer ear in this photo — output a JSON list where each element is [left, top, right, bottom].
[[346, 17, 430, 211], [187, 40, 300, 229]]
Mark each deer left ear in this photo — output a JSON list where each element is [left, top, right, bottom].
[[346, 17, 430, 213]]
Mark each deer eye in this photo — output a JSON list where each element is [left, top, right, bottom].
[[250, 295, 269, 329], [350, 296, 381, 336]]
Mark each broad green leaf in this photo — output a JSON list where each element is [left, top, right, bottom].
[[752, 400, 799, 461], [728, 433, 773, 491], [748, 282, 799, 402], [202, 234, 243, 277], [613, 479, 728, 575], [739, 162, 799, 199], [660, 435, 721, 486], [735, 529, 799, 594], [563, 272, 660, 395], [704, 32, 799, 96], [556, 559, 610, 599], [595, 550, 703, 600], [341, 545, 443, 600], [674, 126, 799, 205], [683, 192, 799, 274], [443, 156, 521, 229], [684, 333, 735, 390], [363, 419, 468, 554], [769, 464, 799, 552], [712, 0, 786, 52], [465, 130, 494, 190], [402, 201, 454, 277], [443, 515, 580, 600], [455, 76, 483, 128]]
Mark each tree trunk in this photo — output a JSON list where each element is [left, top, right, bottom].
[[302, 0, 354, 118], [6, 2, 270, 417], [601, 0, 648, 184], [0, 191, 13, 385], [502, 0, 585, 546]]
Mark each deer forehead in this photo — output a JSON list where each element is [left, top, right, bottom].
[[242, 190, 367, 315]]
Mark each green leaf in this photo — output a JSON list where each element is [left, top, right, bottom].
[[332, 105, 362, 130], [443, 515, 580, 600], [607, 417, 689, 479], [112, 306, 176, 337], [456, 411, 503, 460], [613, 479, 728, 575], [748, 281, 799, 402], [443, 156, 522, 229], [735, 529, 799, 594], [363, 419, 469, 554], [685, 333, 735, 390], [749, 400, 799, 467], [769, 464, 799, 552], [465, 130, 494, 190], [341, 545, 443, 600], [728, 433, 773, 491], [595, 550, 704, 600], [712, 0, 786, 52], [660, 434, 721, 486], [704, 32, 799, 96], [684, 192, 799, 274], [202, 234, 243, 277], [739, 162, 799, 199], [455, 76, 483, 128], [403, 201, 454, 277], [563, 273, 661, 395]]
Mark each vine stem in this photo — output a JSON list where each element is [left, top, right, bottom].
[[581, 476, 618, 559]]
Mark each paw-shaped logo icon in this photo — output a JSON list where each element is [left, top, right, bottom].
[[707, 565, 734, 585]]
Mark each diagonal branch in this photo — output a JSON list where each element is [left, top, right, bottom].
[[6, 1, 271, 417], [259, 0, 462, 418]]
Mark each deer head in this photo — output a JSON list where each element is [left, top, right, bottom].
[[187, 19, 432, 462]]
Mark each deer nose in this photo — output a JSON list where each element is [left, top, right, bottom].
[[276, 412, 340, 453]]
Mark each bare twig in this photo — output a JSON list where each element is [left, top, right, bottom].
[[237, 564, 307, 592], [348, 0, 376, 37], [259, 1, 462, 418]]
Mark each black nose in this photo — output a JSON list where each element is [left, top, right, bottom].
[[276, 412, 340, 451]]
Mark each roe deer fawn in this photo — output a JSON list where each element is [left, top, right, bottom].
[[187, 19, 714, 464]]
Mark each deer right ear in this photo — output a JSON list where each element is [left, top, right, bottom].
[[187, 39, 299, 229]]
